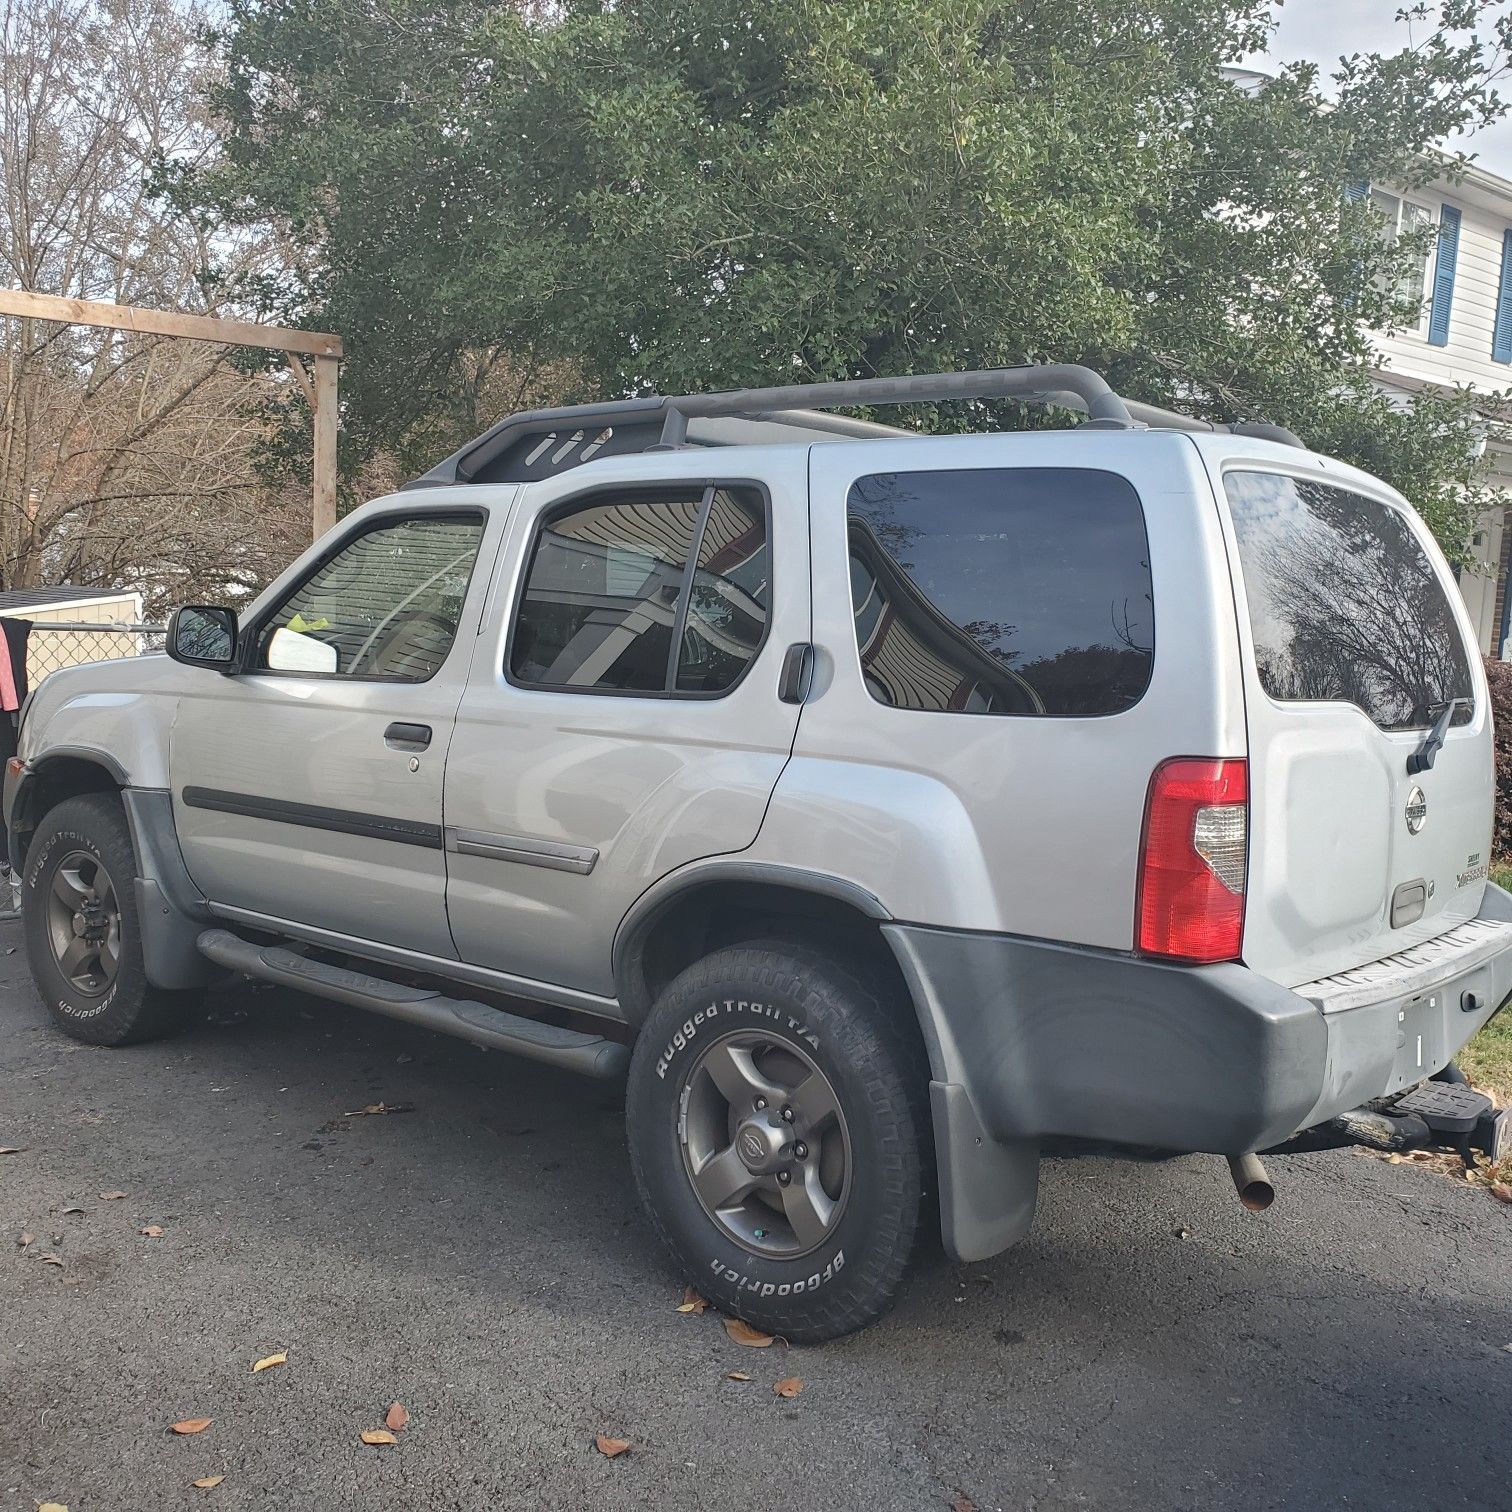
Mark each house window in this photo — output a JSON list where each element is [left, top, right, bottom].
[[1370, 190, 1435, 316]]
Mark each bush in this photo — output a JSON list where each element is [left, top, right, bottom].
[[1486, 658, 1512, 859]]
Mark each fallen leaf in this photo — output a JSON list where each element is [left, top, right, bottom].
[[192, 1477, 225, 1489], [99, 1191, 128, 1201], [594, 1434, 632, 1458], [17, 1231, 32, 1248], [38, 1503, 68, 1511], [140, 1225, 164, 1237], [1491, 1182, 1512, 1205], [360, 1430, 398, 1447], [61, 1206, 84, 1216], [676, 1286, 708, 1315], [344, 1103, 414, 1118], [725, 1371, 752, 1381], [384, 1402, 409, 1433], [0, 1146, 23, 1155], [723, 1318, 774, 1347], [951, 1494, 981, 1512], [171, 1418, 213, 1436], [252, 1351, 287, 1373], [773, 1376, 804, 1398], [37, 1253, 64, 1267]]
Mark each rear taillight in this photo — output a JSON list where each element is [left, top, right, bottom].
[[1136, 758, 1248, 963]]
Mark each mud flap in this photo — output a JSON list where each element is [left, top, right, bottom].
[[930, 1080, 1039, 1262]]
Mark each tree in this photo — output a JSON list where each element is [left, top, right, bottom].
[[1, 0, 308, 612], [198, 0, 1512, 551]]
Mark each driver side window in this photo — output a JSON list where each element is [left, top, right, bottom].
[[256, 514, 485, 682]]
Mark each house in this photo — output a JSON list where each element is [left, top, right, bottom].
[[0, 586, 148, 684], [1363, 159, 1512, 656]]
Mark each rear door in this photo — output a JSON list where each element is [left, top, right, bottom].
[[1212, 457, 1492, 988], [441, 448, 808, 999]]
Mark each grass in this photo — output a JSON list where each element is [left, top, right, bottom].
[[1458, 862, 1512, 1106]]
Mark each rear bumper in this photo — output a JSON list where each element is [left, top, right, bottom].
[[884, 885, 1512, 1260]]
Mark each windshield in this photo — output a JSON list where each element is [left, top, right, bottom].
[[1225, 470, 1474, 732]]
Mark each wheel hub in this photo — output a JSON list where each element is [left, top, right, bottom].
[[734, 1114, 790, 1176]]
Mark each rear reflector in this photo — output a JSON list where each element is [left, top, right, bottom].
[[1136, 758, 1248, 963]]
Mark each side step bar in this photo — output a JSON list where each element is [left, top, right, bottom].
[[197, 929, 629, 1080]]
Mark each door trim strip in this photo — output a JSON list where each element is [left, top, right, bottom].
[[444, 826, 598, 875], [180, 786, 444, 850]]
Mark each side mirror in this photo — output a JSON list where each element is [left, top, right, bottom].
[[167, 605, 238, 671]]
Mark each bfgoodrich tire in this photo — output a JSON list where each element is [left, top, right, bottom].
[[626, 939, 927, 1343], [22, 792, 197, 1046]]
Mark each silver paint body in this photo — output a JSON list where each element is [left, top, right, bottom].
[[18, 429, 1494, 1018]]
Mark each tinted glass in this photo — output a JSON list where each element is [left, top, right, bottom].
[[511, 493, 702, 691], [1225, 470, 1474, 731], [676, 489, 770, 693], [256, 516, 483, 681], [847, 468, 1154, 716]]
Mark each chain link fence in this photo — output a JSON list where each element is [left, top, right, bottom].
[[24, 622, 167, 685]]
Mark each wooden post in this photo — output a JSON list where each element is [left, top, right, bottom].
[[0, 288, 343, 539], [312, 355, 339, 540]]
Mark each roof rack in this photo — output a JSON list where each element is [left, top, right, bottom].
[[406, 362, 1305, 489]]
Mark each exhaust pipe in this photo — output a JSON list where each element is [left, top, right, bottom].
[[1226, 1153, 1275, 1212]]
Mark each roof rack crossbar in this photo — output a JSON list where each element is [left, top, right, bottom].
[[654, 363, 1135, 448]]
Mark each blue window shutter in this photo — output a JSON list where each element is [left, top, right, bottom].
[[1343, 180, 1369, 204], [1428, 204, 1461, 347], [1494, 230, 1512, 364]]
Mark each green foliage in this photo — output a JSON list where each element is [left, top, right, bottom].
[[193, 0, 1512, 546]]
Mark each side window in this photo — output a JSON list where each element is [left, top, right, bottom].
[[510, 486, 770, 695], [255, 514, 484, 682], [847, 468, 1154, 717]]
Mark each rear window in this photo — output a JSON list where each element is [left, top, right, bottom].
[[1225, 470, 1474, 731], [847, 467, 1154, 716]]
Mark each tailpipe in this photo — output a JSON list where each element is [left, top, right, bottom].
[[1226, 1152, 1275, 1212]]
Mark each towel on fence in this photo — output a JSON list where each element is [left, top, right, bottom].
[[0, 619, 28, 713]]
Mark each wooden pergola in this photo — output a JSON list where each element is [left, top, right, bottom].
[[0, 288, 344, 540]]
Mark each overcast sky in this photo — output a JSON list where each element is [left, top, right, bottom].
[[1252, 0, 1512, 177]]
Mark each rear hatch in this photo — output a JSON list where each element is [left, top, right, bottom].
[[1215, 462, 1492, 990]]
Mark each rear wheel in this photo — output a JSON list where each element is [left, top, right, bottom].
[[626, 939, 927, 1342], [23, 793, 197, 1046]]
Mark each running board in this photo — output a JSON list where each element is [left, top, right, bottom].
[[196, 928, 629, 1079]]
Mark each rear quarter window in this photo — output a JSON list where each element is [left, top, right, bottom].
[[846, 467, 1154, 716], [1224, 470, 1474, 731]]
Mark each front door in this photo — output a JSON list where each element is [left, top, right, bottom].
[[442, 451, 809, 1000], [171, 506, 492, 958]]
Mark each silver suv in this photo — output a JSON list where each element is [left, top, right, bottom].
[[8, 365, 1510, 1341]]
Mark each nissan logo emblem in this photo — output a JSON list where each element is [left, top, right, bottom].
[[740, 1130, 765, 1162], [1405, 785, 1427, 835]]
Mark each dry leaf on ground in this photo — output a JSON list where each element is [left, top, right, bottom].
[[360, 1430, 398, 1446], [17, 1232, 32, 1248], [773, 1376, 804, 1398], [1491, 1182, 1512, 1205], [594, 1434, 632, 1458], [61, 1206, 84, 1215], [723, 1318, 774, 1347], [725, 1371, 752, 1381], [170, 1418, 213, 1436], [676, 1286, 708, 1314], [344, 1103, 414, 1118], [192, 1477, 225, 1489], [252, 1352, 287, 1373], [140, 1225, 164, 1237], [99, 1191, 128, 1201], [38, 1503, 68, 1511], [385, 1402, 409, 1432], [951, 1494, 981, 1512], [0, 1146, 23, 1155], [37, 1253, 64, 1267]]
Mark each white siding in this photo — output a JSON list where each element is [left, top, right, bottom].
[[1373, 182, 1512, 392]]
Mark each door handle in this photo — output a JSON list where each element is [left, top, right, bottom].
[[777, 643, 814, 704], [384, 722, 432, 751]]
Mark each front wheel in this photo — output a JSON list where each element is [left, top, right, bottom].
[[626, 939, 927, 1342], [23, 792, 197, 1046]]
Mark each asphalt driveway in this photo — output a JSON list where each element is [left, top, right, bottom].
[[3, 917, 1510, 1512]]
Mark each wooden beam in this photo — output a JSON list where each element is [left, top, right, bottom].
[[283, 352, 316, 408], [312, 354, 339, 539], [0, 287, 343, 359]]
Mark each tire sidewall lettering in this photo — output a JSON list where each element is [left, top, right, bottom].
[[653, 996, 821, 1080]]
